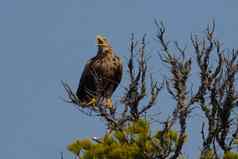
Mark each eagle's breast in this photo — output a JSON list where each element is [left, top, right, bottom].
[[93, 54, 121, 79]]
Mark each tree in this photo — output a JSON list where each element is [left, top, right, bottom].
[[62, 21, 238, 159]]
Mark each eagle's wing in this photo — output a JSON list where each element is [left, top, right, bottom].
[[76, 59, 97, 102], [111, 57, 123, 92], [102, 56, 123, 98]]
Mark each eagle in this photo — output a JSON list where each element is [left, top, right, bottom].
[[76, 35, 123, 108]]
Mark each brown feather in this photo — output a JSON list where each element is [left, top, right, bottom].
[[76, 36, 122, 105]]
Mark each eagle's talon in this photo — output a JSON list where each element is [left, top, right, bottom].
[[86, 97, 97, 107], [105, 98, 113, 109], [80, 97, 97, 107]]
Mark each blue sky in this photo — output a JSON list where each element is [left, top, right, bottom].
[[0, 0, 238, 158]]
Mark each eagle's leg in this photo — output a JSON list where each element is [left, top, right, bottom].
[[105, 98, 113, 109]]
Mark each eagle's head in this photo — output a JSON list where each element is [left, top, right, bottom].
[[96, 35, 112, 54]]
